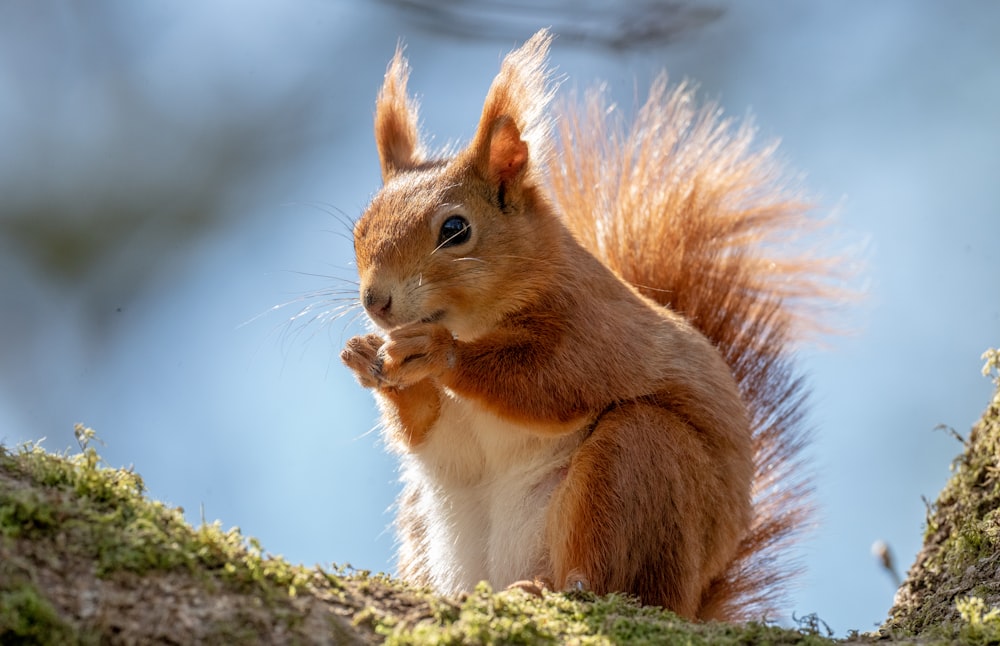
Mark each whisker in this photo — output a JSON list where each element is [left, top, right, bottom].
[[283, 269, 360, 286], [431, 231, 465, 255], [286, 200, 357, 232], [629, 282, 673, 295], [353, 421, 383, 442], [287, 293, 358, 313], [240, 301, 296, 329], [290, 304, 353, 326], [345, 308, 372, 334], [489, 254, 553, 264], [280, 303, 365, 357]]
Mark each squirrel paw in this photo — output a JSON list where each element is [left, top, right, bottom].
[[377, 322, 455, 387], [340, 334, 386, 389]]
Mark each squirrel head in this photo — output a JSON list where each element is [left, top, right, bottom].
[[353, 30, 560, 340]]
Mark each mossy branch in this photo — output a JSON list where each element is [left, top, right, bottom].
[[881, 348, 1000, 642], [3, 347, 1000, 644]]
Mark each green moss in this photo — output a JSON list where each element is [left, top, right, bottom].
[[0, 428, 314, 594], [0, 488, 57, 537], [929, 351, 1000, 575], [18, 411, 998, 642], [0, 427, 337, 642], [0, 425, 849, 644], [378, 582, 836, 645], [0, 580, 91, 645], [956, 596, 1000, 644], [884, 349, 1000, 639]]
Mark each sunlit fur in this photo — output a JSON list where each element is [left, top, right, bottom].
[[548, 74, 843, 620], [341, 29, 837, 621]]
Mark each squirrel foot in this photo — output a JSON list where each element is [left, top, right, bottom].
[[564, 571, 590, 594], [506, 578, 553, 598]]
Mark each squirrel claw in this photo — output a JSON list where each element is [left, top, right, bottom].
[[564, 571, 590, 595], [340, 334, 386, 389], [370, 356, 385, 381]]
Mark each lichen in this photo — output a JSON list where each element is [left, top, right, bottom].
[[883, 349, 1000, 639]]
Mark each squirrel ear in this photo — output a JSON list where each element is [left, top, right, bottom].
[[478, 115, 529, 186], [469, 30, 553, 199], [374, 45, 424, 181]]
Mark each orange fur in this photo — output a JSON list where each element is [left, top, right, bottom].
[[340, 29, 834, 620]]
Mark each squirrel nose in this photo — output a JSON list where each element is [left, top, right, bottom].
[[363, 288, 392, 317]]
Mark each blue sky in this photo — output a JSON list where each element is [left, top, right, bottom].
[[1, 1, 998, 634]]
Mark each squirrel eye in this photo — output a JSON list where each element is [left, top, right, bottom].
[[438, 215, 471, 248]]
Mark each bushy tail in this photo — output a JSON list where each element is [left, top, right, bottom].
[[547, 77, 839, 620]]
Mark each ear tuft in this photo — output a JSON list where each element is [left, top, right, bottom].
[[374, 45, 424, 181], [470, 29, 556, 189]]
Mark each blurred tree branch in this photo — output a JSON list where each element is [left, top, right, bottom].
[[375, 0, 723, 50]]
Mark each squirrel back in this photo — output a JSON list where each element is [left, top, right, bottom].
[[550, 68, 834, 619], [342, 30, 838, 621]]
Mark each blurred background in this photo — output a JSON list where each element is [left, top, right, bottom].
[[1, 0, 997, 634]]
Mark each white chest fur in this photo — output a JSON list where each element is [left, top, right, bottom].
[[398, 391, 587, 594]]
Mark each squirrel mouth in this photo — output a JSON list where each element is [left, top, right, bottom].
[[373, 309, 445, 331]]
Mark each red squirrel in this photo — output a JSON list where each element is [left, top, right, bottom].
[[340, 30, 832, 621]]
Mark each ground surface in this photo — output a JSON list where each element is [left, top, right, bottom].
[[1, 349, 999, 644], [879, 349, 1000, 642]]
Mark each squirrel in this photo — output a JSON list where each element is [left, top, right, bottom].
[[340, 29, 833, 621]]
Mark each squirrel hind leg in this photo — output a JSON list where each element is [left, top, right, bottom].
[[544, 401, 750, 620]]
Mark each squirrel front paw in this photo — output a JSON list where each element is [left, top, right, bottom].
[[340, 334, 386, 388], [377, 322, 455, 387]]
